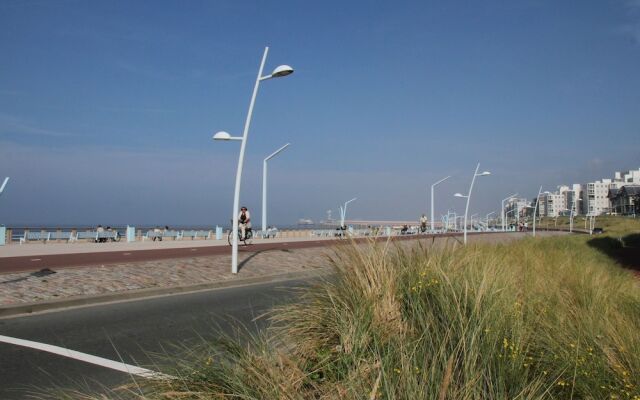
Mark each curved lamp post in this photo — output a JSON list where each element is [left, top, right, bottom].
[[501, 193, 518, 231], [531, 185, 543, 237], [430, 175, 451, 232], [486, 211, 495, 231], [453, 163, 491, 245], [262, 143, 290, 232], [339, 198, 357, 228], [213, 47, 293, 274], [569, 197, 582, 233], [505, 208, 516, 229], [0, 177, 8, 196]]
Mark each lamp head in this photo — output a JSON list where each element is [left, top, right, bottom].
[[478, 171, 491, 176], [271, 65, 294, 78], [454, 193, 466, 198], [213, 131, 232, 141]]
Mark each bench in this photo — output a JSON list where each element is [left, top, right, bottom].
[[49, 231, 74, 242], [180, 230, 211, 240], [257, 228, 279, 239], [19, 232, 51, 244], [75, 231, 99, 242], [163, 230, 180, 240], [143, 230, 185, 241], [96, 231, 120, 242]]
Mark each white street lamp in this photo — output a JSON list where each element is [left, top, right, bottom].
[[0, 177, 8, 196], [501, 193, 518, 232], [486, 211, 495, 231], [569, 197, 582, 233], [339, 198, 357, 228], [453, 163, 491, 245], [213, 47, 293, 274], [262, 143, 290, 232], [531, 185, 543, 237], [505, 208, 516, 229], [430, 175, 451, 232]]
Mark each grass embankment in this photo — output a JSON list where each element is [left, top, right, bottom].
[[537, 215, 639, 235], [63, 222, 640, 399], [136, 237, 639, 398]]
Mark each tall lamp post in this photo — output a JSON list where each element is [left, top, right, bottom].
[[262, 143, 290, 232], [505, 208, 516, 229], [213, 47, 293, 274], [0, 177, 8, 196], [454, 163, 491, 245], [531, 185, 543, 237], [339, 198, 357, 228], [501, 193, 518, 231], [486, 211, 495, 231], [430, 175, 451, 232], [569, 197, 582, 233], [470, 213, 479, 230]]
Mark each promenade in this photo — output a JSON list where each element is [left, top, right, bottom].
[[0, 232, 565, 318]]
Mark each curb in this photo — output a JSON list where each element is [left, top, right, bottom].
[[0, 268, 331, 319]]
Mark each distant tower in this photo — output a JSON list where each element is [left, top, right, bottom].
[[326, 209, 333, 222]]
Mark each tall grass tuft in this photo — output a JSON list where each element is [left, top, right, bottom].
[[75, 233, 640, 399]]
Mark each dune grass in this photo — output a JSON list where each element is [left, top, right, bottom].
[[107, 227, 640, 400], [536, 215, 640, 236]]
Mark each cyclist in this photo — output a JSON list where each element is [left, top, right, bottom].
[[420, 214, 428, 233], [238, 206, 251, 240]]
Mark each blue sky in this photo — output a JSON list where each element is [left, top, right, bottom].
[[1, 0, 639, 227]]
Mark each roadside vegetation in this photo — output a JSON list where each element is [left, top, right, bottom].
[[535, 215, 639, 235], [52, 218, 640, 399]]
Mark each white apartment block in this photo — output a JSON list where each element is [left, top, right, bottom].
[[583, 179, 614, 216], [614, 168, 640, 185], [505, 197, 529, 220], [559, 184, 583, 215], [530, 167, 640, 218], [539, 192, 565, 217]]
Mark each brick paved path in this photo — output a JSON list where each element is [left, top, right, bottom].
[[0, 232, 565, 307], [0, 247, 329, 306]]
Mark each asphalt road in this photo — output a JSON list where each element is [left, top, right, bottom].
[[0, 278, 308, 399]]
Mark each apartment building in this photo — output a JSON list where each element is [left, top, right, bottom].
[[615, 169, 640, 185], [583, 179, 614, 216], [528, 167, 639, 218], [538, 192, 565, 217], [505, 197, 529, 220]]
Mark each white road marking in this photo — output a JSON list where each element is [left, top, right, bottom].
[[30, 259, 41, 262], [190, 248, 197, 251], [0, 335, 175, 380], [123, 252, 131, 256]]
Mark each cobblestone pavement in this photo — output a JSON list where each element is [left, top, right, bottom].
[[0, 232, 566, 307], [0, 246, 332, 306]]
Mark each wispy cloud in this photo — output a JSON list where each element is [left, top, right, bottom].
[[0, 113, 76, 137], [619, 0, 640, 44]]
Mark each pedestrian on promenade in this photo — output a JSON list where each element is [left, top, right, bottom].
[[238, 207, 251, 240], [153, 226, 163, 241], [96, 225, 105, 243], [420, 214, 428, 233]]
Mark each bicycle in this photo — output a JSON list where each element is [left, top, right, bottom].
[[228, 226, 253, 246]]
